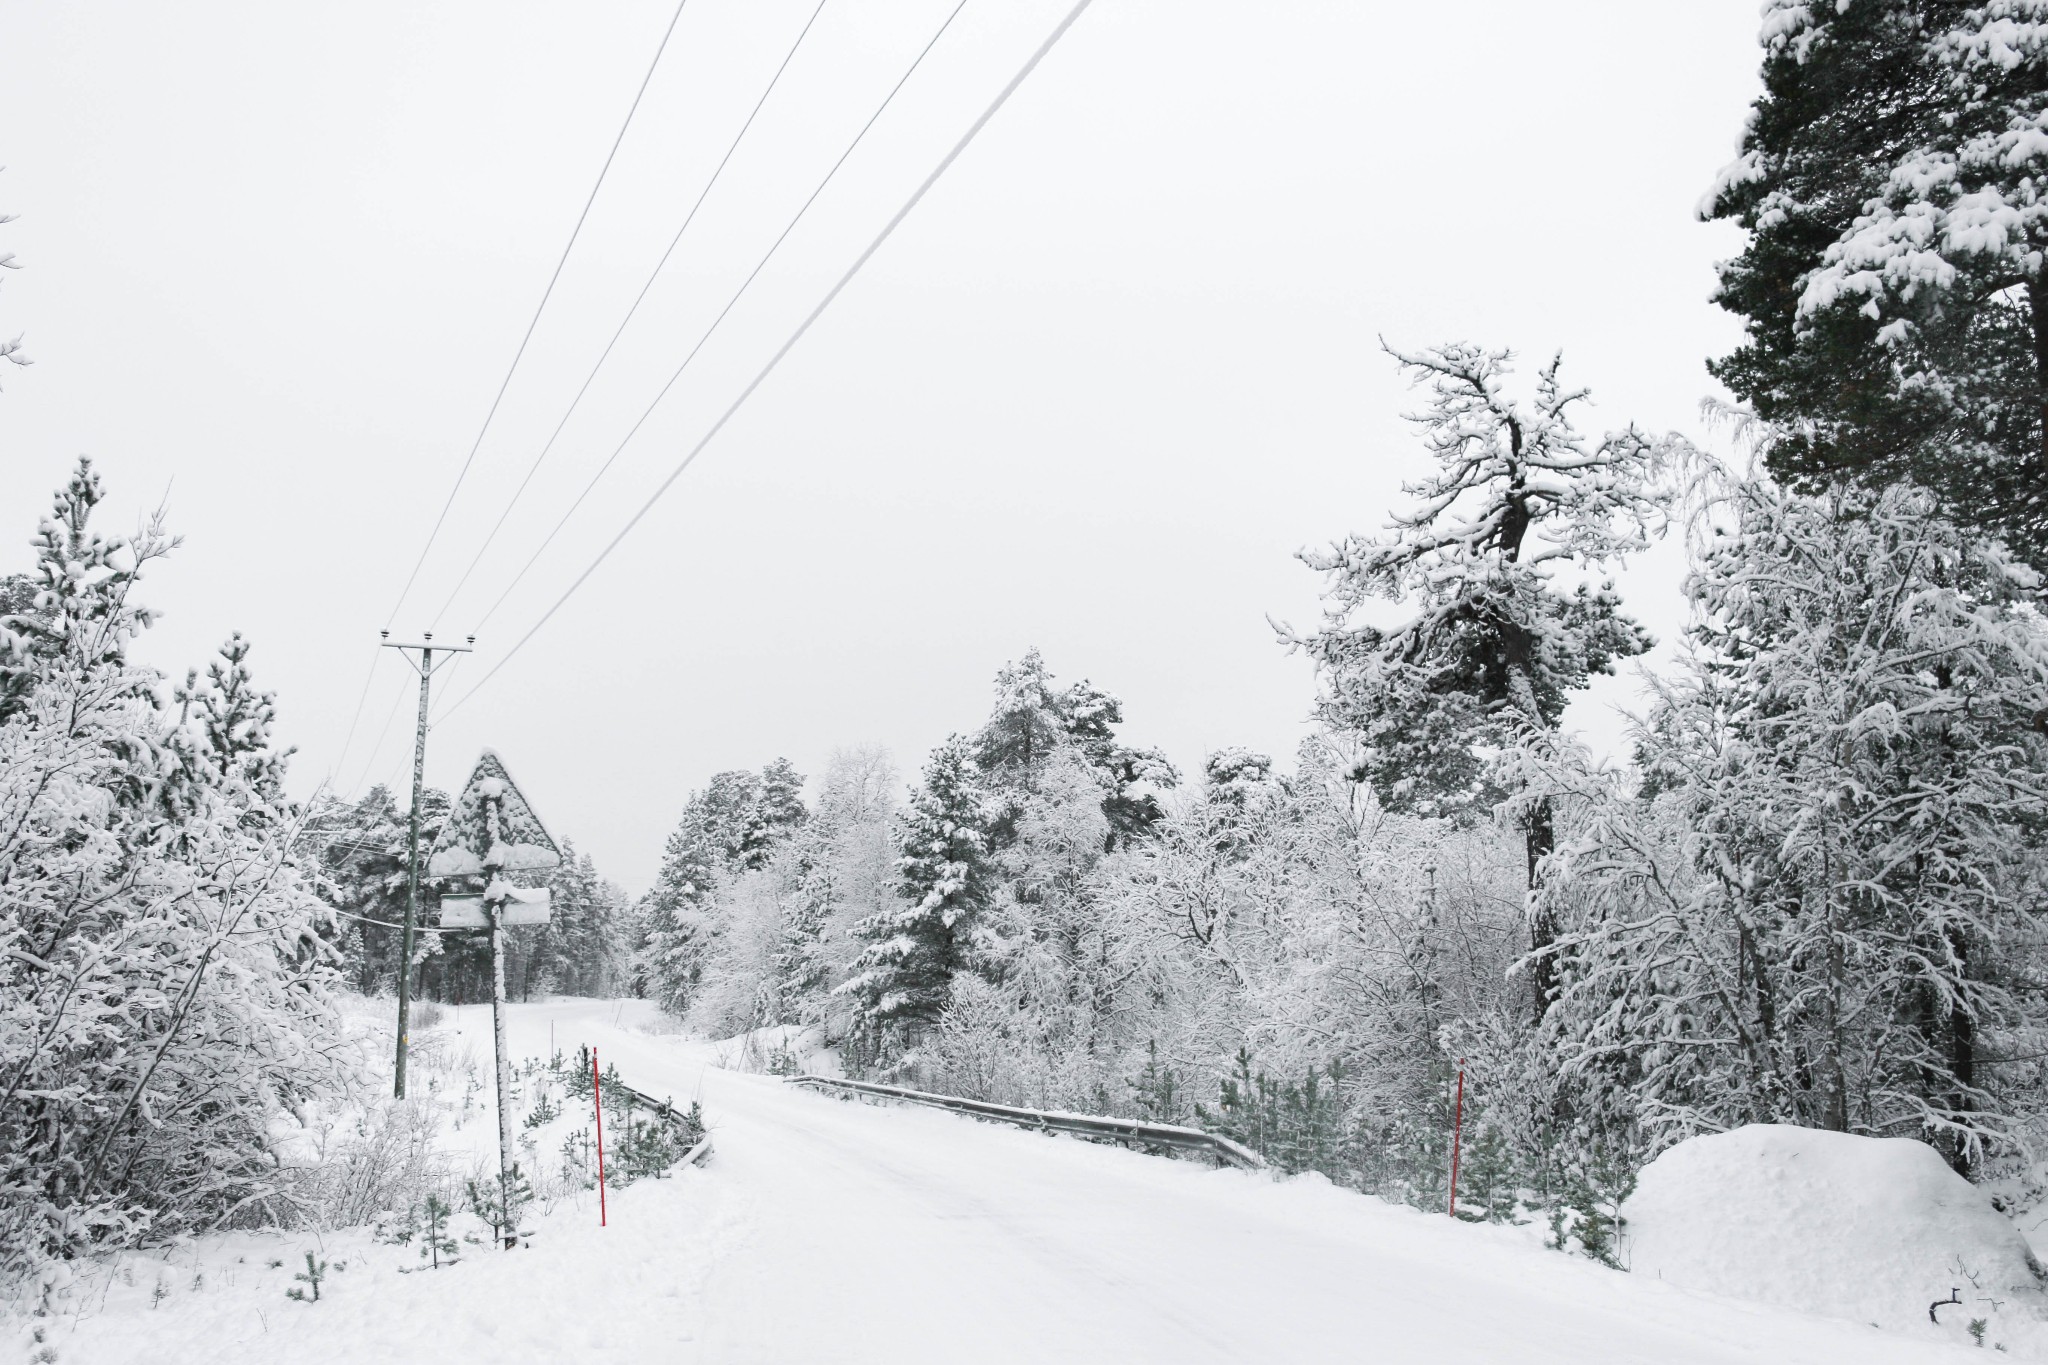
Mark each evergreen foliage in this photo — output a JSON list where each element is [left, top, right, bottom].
[[0, 460, 350, 1288], [635, 759, 808, 1015], [1288, 343, 1680, 1020], [842, 736, 988, 1039], [1703, 1, 2048, 558], [975, 647, 1177, 851], [1537, 475, 2048, 1174]]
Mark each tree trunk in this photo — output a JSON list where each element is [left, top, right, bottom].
[[1525, 797, 1557, 1027], [1821, 875, 1849, 1132], [2030, 277, 2048, 478], [1945, 925, 1976, 1177]]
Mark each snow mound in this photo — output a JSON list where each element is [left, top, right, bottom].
[[1623, 1124, 2047, 1346]]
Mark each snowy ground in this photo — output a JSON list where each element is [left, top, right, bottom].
[[19, 998, 2007, 1363]]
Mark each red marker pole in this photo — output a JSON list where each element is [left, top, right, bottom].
[[1447, 1059, 1466, 1219], [593, 1047, 608, 1228]]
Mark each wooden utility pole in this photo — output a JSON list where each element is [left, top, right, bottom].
[[380, 630, 472, 1099]]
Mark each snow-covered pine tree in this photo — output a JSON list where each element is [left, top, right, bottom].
[[841, 737, 989, 1047], [773, 748, 897, 1029], [1704, 1, 2048, 558], [306, 783, 453, 995], [975, 649, 1176, 852], [192, 632, 289, 798], [747, 757, 808, 867], [637, 761, 809, 1016], [1289, 343, 1679, 1020], [538, 844, 626, 998]]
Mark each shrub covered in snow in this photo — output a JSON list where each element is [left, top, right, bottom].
[[1622, 1124, 2048, 1350], [0, 462, 352, 1291]]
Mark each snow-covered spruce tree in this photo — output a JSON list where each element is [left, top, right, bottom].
[[675, 749, 903, 1041], [1288, 343, 1679, 1020], [903, 652, 1173, 1100], [748, 757, 808, 866], [975, 648, 1177, 852], [773, 747, 898, 1032], [840, 737, 990, 1057], [1541, 475, 2048, 1174], [1704, 1, 2048, 558], [634, 761, 807, 1016], [305, 783, 451, 995], [534, 844, 628, 998], [0, 459, 348, 1287]]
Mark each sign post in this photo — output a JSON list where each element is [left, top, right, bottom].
[[429, 750, 561, 1248]]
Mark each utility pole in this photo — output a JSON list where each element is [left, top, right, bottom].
[[380, 630, 473, 1099]]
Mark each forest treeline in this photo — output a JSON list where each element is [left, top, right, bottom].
[[630, 2, 2048, 1250], [7, 0, 2048, 1288]]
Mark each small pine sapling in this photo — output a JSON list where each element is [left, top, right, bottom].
[[1458, 1122, 1521, 1224], [1126, 1040, 1185, 1126], [374, 1203, 418, 1247], [524, 1091, 561, 1129], [565, 1048, 595, 1101], [285, 1252, 327, 1302], [421, 1195, 458, 1269], [467, 1167, 535, 1245]]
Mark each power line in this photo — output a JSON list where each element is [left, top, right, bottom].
[[328, 648, 387, 789], [345, 666, 414, 798], [383, 0, 693, 630], [462, 0, 971, 637], [427, 0, 832, 633], [437, 0, 1096, 724]]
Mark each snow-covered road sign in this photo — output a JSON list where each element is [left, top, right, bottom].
[[439, 886, 551, 928], [428, 749, 562, 878], [425, 747, 559, 1249]]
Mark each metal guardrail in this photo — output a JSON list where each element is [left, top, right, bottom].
[[786, 1074, 1265, 1170], [612, 1080, 715, 1167]]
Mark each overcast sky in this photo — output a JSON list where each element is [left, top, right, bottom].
[[0, 1, 1764, 891]]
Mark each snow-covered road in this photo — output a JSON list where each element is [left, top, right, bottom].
[[510, 999, 1973, 1364], [29, 997, 1984, 1363]]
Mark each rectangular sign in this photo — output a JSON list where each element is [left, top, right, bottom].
[[438, 888, 551, 928]]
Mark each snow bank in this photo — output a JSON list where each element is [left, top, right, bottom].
[[1623, 1124, 2047, 1351]]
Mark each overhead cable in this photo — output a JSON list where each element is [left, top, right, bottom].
[[344, 665, 414, 799], [383, 0, 693, 629], [437, 0, 1096, 723], [328, 649, 387, 791], [428, 0, 832, 632], [464, 0, 971, 636]]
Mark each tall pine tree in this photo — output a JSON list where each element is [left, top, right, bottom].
[[1704, 1, 2048, 557], [1289, 343, 1678, 1020]]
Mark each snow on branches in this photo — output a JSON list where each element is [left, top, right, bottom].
[[1286, 342, 1684, 1021], [1541, 476, 2048, 1171], [1288, 342, 1679, 821], [0, 460, 348, 1290]]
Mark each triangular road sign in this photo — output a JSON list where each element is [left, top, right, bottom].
[[428, 749, 563, 877]]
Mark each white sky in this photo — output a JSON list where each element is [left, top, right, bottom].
[[0, 0, 1763, 892]]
